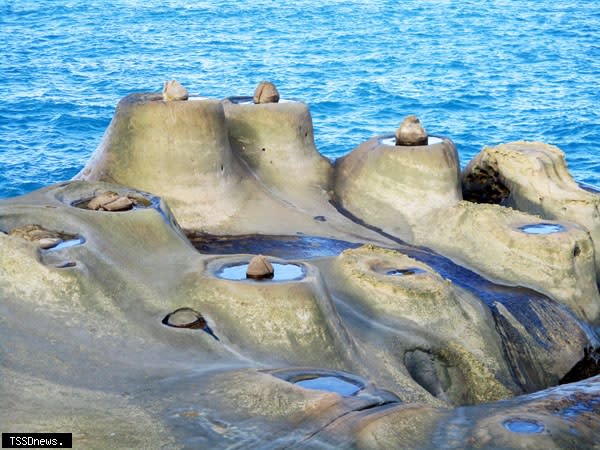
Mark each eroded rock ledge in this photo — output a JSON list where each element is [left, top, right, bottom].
[[1, 83, 599, 448]]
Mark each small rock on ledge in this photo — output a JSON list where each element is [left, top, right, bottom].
[[395, 115, 428, 146], [253, 81, 280, 104], [246, 255, 274, 279], [87, 191, 133, 211], [162, 80, 189, 101]]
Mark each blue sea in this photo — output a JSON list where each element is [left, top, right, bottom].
[[1, 1, 599, 199]]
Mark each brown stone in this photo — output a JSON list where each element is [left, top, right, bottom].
[[246, 255, 274, 279], [253, 81, 280, 104], [88, 191, 120, 210], [38, 237, 63, 249], [103, 196, 134, 211], [9, 224, 60, 242], [162, 80, 189, 101], [395, 115, 428, 146]]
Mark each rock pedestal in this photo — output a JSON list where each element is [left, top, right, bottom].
[[334, 135, 462, 239]]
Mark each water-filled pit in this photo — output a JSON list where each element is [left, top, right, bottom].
[[293, 376, 363, 396], [216, 262, 305, 281], [186, 233, 361, 259], [519, 223, 566, 235], [379, 136, 444, 146], [383, 267, 426, 276], [502, 418, 545, 434]]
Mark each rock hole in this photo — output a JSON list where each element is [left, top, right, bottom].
[[162, 307, 219, 341], [573, 245, 581, 257], [54, 261, 76, 269], [404, 350, 451, 402], [559, 346, 600, 384], [385, 268, 426, 276], [261, 148, 266, 152], [462, 166, 510, 205]]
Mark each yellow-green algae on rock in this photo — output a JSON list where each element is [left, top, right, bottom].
[[1, 86, 600, 449]]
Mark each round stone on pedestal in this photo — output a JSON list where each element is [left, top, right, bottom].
[[395, 115, 428, 146]]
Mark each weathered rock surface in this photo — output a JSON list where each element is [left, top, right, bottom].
[[2, 90, 600, 448], [334, 136, 600, 324], [463, 141, 600, 275]]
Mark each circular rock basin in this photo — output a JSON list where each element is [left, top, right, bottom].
[[519, 223, 565, 235], [502, 419, 545, 434], [379, 136, 444, 146], [383, 267, 426, 276], [162, 307, 219, 341], [216, 262, 305, 282], [293, 376, 362, 397]]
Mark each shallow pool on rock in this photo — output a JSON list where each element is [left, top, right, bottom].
[[502, 419, 545, 434], [519, 223, 565, 235], [294, 376, 362, 396], [43, 236, 85, 251], [216, 262, 305, 281], [187, 233, 362, 259]]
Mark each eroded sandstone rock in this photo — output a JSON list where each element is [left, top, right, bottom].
[[2, 88, 599, 448], [462, 141, 600, 275]]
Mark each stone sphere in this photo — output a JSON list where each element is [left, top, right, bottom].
[[253, 81, 280, 104], [395, 115, 428, 146], [162, 80, 189, 101]]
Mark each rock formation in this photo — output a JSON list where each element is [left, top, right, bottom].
[[1, 86, 599, 448]]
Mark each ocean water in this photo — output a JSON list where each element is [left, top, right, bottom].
[[1, 1, 599, 199]]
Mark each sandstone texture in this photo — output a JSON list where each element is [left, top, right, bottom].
[[2, 89, 599, 449]]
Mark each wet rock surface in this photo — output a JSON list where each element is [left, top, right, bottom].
[[1, 91, 599, 448]]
